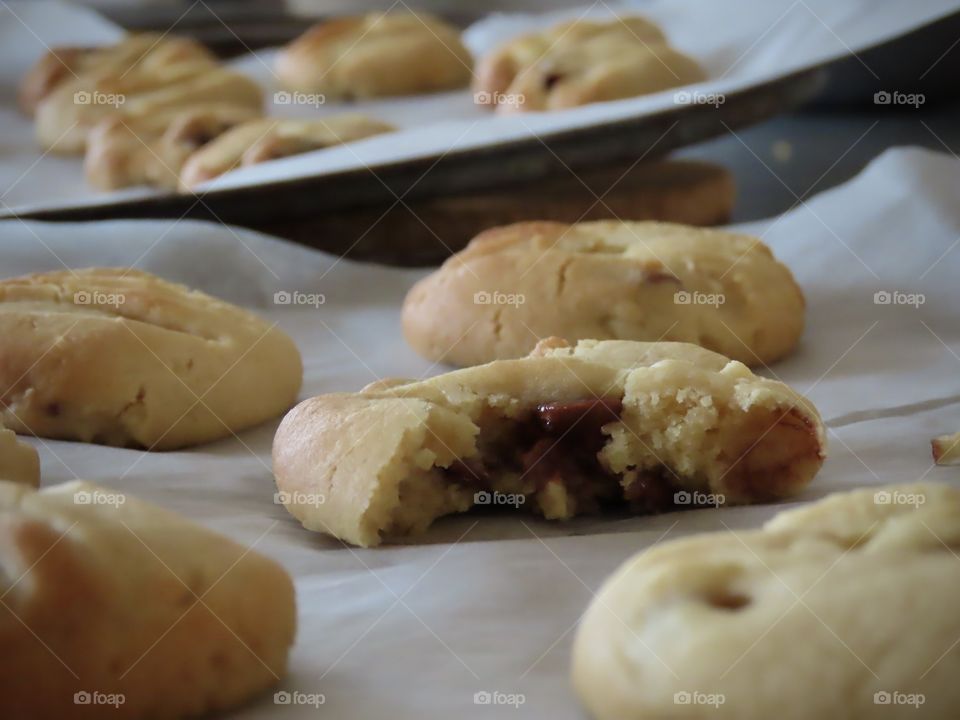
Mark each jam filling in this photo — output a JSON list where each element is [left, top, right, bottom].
[[443, 397, 677, 517]]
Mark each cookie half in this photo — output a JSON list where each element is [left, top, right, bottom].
[[403, 221, 805, 367], [0, 268, 302, 450], [573, 482, 960, 719], [273, 338, 824, 547], [0, 480, 295, 719]]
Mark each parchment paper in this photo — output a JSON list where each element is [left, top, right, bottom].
[[1, 145, 959, 717], [0, 0, 957, 213]]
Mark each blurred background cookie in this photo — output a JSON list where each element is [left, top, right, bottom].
[[474, 17, 705, 113], [275, 11, 473, 99], [178, 115, 394, 189]]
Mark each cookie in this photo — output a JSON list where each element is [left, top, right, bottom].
[[275, 12, 472, 99], [34, 53, 262, 154], [402, 221, 805, 368], [178, 115, 394, 189], [474, 17, 704, 113], [0, 479, 295, 719], [273, 337, 824, 547], [572, 482, 960, 719], [19, 33, 215, 116], [85, 105, 262, 190], [0, 268, 302, 450], [0, 428, 39, 487], [932, 431, 960, 465]]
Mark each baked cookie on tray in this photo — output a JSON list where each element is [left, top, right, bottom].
[[0, 479, 295, 719], [19, 33, 216, 116], [474, 17, 704, 113], [84, 104, 263, 190], [276, 12, 472, 99], [0, 269, 302, 450], [573, 482, 960, 719], [402, 221, 805, 368], [273, 337, 824, 547], [178, 115, 395, 189], [0, 427, 39, 487], [32, 45, 262, 155]]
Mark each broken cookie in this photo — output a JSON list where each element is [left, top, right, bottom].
[[273, 338, 825, 546]]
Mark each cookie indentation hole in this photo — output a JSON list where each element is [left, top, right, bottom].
[[705, 589, 750, 611]]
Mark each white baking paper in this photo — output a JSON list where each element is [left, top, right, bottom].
[[1, 0, 958, 213], [1, 145, 959, 717]]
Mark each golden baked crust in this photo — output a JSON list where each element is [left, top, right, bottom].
[[0, 268, 302, 450], [474, 17, 704, 113], [273, 338, 824, 547], [33, 47, 262, 155], [402, 220, 805, 368], [178, 115, 394, 189], [84, 105, 262, 190], [0, 428, 39, 487], [572, 482, 960, 719], [275, 12, 473, 99], [18, 34, 215, 116], [932, 431, 960, 465], [0, 479, 295, 719]]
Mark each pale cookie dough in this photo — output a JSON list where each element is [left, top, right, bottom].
[[572, 482, 960, 720], [178, 115, 394, 189], [85, 105, 263, 190], [474, 17, 704, 113], [932, 431, 960, 465], [34, 51, 262, 154], [402, 220, 805, 368], [0, 428, 39, 487], [275, 12, 472, 99], [0, 479, 295, 719], [0, 268, 302, 450], [273, 337, 824, 547]]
